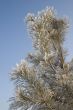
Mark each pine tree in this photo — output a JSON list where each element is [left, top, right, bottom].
[[9, 7, 73, 110]]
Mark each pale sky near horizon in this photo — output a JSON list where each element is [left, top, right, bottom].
[[0, 0, 73, 110]]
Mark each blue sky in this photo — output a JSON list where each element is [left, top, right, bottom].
[[0, 0, 73, 110]]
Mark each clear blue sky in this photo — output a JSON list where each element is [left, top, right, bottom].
[[0, 0, 73, 110]]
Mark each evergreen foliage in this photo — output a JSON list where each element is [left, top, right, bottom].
[[9, 7, 73, 110]]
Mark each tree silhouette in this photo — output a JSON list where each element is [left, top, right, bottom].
[[9, 7, 73, 110]]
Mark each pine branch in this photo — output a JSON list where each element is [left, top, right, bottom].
[[9, 7, 73, 110]]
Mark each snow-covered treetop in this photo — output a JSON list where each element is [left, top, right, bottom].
[[9, 7, 73, 110], [25, 7, 68, 55]]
